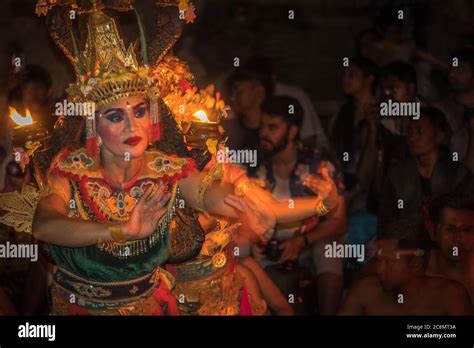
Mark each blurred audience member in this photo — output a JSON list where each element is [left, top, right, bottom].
[[248, 95, 347, 315], [238, 257, 294, 315], [463, 107, 474, 173], [330, 57, 378, 246], [435, 49, 474, 172], [426, 193, 474, 309], [378, 107, 474, 233], [373, 7, 446, 69], [356, 28, 381, 64], [248, 56, 330, 148], [435, 49, 474, 133], [370, 7, 445, 101], [224, 63, 275, 151], [375, 61, 421, 174], [378, 61, 422, 135], [339, 219, 472, 315], [224, 56, 329, 151]]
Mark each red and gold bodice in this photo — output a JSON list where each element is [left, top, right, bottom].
[[47, 147, 196, 282]]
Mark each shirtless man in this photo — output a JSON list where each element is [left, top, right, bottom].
[[339, 237, 472, 315], [425, 192, 474, 309]]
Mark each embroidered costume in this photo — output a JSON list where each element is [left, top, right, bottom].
[[0, 0, 269, 316], [48, 147, 197, 315], [31, 0, 202, 315]]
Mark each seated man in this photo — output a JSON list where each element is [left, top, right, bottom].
[[426, 192, 474, 308], [247, 96, 347, 315], [378, 106, 474, 233], [238, 256, 294, 315], [339, 219, 472, 315]]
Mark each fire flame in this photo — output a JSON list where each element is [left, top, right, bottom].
[[8, 106, 33, 127], [193, 110, 209, 122]]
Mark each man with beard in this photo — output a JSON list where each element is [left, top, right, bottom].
[[247, 96, 347, 315], [339, 220, 472, 315], [426, 192, 474, 309]]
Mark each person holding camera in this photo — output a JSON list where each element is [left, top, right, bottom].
[[247, 95, 347, 315]]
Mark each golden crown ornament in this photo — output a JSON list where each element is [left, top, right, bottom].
[[36, 0, 197, 156]]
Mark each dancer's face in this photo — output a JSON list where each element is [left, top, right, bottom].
[[96, 96, 150, 159]]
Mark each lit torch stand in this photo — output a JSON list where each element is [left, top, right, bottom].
[[181, 110, 226, 171], [10, 117, 52, 188], [183, 121, 222, 149]]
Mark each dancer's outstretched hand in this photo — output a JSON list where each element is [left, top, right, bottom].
[[224, 193, 276, 243], [124, 184, 171, 240]]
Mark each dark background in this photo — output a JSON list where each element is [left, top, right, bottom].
[[0, 0, 473, 123]]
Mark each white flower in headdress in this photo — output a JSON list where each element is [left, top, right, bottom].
[[80, 86, 91, 95], [80, 77, 97, 96]]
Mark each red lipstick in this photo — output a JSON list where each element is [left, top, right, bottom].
[[124, 136, 142, 146]]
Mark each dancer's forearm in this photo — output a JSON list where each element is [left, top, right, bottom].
[[33, 194, 119, 247]]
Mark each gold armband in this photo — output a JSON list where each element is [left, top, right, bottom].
[[234, 179, 251, 197], [196, 163, 224, 212], [314, 199, 329, 216], [108, 224, 126, 242], [234, 178, 266, 197]]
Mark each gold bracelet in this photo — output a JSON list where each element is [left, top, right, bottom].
[[108, 224, 126, 242], [234, 179, 251, 197], [196, 163, 224, 212], [235, 178, 266, 197], [314, 199, 329, 216]]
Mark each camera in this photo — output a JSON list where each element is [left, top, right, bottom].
[[265, 239, 282, 262]]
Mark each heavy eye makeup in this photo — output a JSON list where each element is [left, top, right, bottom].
[[102, 102, 148, 122], [104, 109, 125, 123], [134, 102, 148, 118]]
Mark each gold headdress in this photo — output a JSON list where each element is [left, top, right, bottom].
[[37, 0, 196, 156]]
